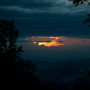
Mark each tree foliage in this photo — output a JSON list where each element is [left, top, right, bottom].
[[0, 20, 37, 73], [69, 0, 90, 6], [0, 20, 39, 89]]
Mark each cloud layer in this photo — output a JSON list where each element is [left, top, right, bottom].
[[0, 0, 90, 37], [0, 0, 90, 17]]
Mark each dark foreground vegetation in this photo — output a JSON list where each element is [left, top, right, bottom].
[[0, 20, 39, 89], [0, 20, 90, 90], [0, 20, 60, 90]]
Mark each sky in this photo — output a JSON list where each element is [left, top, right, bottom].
[[1, 0, 90, 83], [0, 0, 90, 37]]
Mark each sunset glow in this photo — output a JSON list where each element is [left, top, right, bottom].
[[38, 41, 64, 47], [24, 36, 89, 47], [31, 36, 65, 47]]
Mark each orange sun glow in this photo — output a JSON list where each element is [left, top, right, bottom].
[[32, 36, 64, 47]]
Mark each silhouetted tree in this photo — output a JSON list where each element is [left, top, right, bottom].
[[0, 20, 22, 64], [0, 20, 37, 72], [69, 0, 90, 6], [0, 20, 39, 89], [69, 0, 90, 27], [84, 14, 90, 27]]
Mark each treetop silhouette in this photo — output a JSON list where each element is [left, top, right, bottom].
[[0, 20, 37, 73], [69, 0, 90, 6]]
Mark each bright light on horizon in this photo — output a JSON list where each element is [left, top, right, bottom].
[[31, 36, 65, 47]]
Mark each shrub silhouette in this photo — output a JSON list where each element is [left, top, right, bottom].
[[63, 69, 90, 90]]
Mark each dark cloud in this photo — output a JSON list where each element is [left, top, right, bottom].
[[21, 0, 55, 9], [0, 0, 90, 38], [14, 17, 90, 37], [0, 8, 26, 18], [0, 0, 19, 6], [0, 0, 89, 15], [0, 0, 55, 8]]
